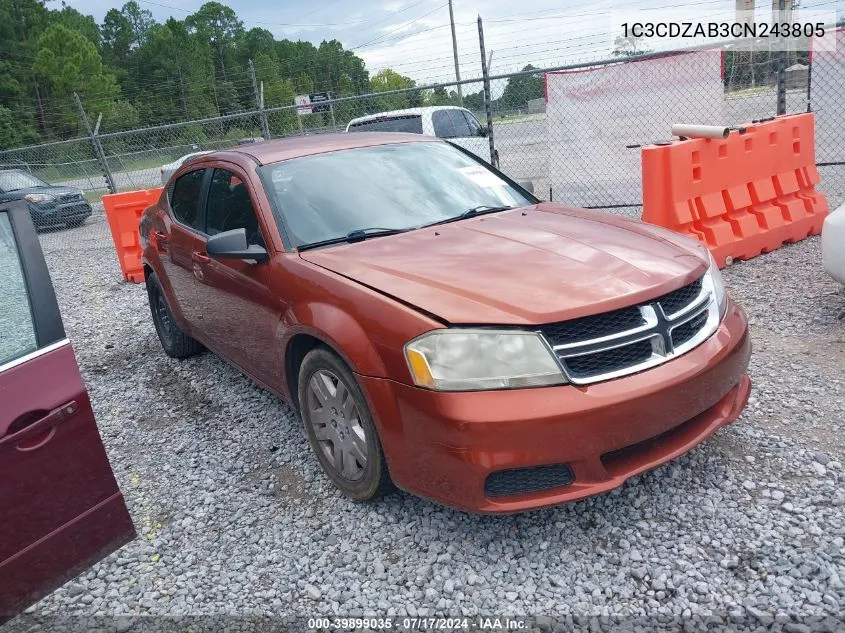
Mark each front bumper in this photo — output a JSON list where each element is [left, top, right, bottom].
[[30, 201, 93, 227], [360, 300, 751, 513]]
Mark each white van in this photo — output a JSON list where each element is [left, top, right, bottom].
[[346, 106, 497, 167]]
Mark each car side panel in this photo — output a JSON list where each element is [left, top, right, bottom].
[[141, 201, 202, 331]]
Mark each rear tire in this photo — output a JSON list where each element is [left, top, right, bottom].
[[298, 347, 394, 501], [146, 272, 204, 358]]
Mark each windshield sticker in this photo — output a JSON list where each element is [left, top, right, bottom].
[[457, 166, 507, 188]]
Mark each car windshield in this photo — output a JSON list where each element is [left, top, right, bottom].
[[259, 142, 534, 248], [0, 170, 48, 192]]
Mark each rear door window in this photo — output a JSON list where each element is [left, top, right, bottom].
[[0, 213, 37, 365], [432, 109, 472, 138], [169, 169, 206, 230], [348, 116, 423, 134]]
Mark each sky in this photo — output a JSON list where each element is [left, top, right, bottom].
[[61, 0, 842, 86]]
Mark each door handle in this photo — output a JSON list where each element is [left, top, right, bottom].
[[0, 400, 79, 451], [192, 252, 211, 264]]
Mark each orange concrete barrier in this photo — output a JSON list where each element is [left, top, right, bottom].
[[102, 188, 162, 283], [642, 113, 829, 267]]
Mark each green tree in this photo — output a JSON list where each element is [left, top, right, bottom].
[[0, 0, 373, 147], [0, 0, 49, 142], [185, 2, 243, 79], [0, 105, 32, 147], [370, 68, 418, 111], [426, 86, 460, 107], [101, 9, 133, 68], [50, 5, 100, 49], [101, 2, 154, 69], [498, 64, 543, 111], [32, 23, 119, 136], [612, 35, 651, 57]]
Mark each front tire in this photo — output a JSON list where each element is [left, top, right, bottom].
[[146, 272, 204, 358], [298, 347, 393, 501]]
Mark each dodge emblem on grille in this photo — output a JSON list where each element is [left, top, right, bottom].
[[642, 304, 674, 356]]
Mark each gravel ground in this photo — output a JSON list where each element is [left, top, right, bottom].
[[7, 213, 845, 632]]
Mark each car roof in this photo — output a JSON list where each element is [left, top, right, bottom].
[[347, 106, 468, 126], [213, 132, 441, 165]]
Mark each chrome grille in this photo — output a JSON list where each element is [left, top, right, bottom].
[[540, 275, 719, 385]]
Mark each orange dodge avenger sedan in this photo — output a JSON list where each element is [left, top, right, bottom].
[[140, 133, 751, 513]]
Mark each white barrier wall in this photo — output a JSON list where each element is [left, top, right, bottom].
[[545, 51, 725, 207]]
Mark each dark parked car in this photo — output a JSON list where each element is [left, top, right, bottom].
[[140, 133, 751, 513], [0, 201, 134, 621], [0, 169, 92, 230]]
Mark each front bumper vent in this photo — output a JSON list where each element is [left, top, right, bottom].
[[484, 464, 574, 498]]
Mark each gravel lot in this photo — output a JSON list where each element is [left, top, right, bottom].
[[7, 211, 845, 632]]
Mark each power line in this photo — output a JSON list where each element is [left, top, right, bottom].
[[350, 2, 449, 51]]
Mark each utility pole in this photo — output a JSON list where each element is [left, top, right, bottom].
[[478, 16, 495, 166], [249, 59, 271, 140], [448, 0, 463, 106]]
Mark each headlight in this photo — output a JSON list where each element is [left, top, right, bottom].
[[404, 329, 567, 391], [705, 252, 728, 317], [24, 193, 55, 204]]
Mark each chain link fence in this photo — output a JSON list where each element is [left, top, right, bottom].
[[0, 30, 841, 254]]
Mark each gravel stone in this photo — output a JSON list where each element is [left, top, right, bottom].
[[812, 462, 827, 477], [6, 221, 845, 626], [813, 452, 831, 466]]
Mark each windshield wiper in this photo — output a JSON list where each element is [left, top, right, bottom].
[[297, 227, 409, 251], [418, 205, 514, 229]]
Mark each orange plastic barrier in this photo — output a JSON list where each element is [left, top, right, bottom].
[[642, 113, 829, 267], [102, 188, 163, 283]]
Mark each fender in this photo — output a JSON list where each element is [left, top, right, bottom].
[[282, 301, 389, 378]]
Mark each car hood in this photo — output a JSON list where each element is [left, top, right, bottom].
[[8, 185, 82, 199], [299, 204, 710, 325]]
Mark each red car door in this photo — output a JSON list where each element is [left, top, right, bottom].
[[0, 201, 135, 622], [191, 167, 285, 389]]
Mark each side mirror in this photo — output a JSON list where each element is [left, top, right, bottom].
[[206, 228, 268, 263], [518, 180, 535, 195], [478, 126, 489, 137]]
